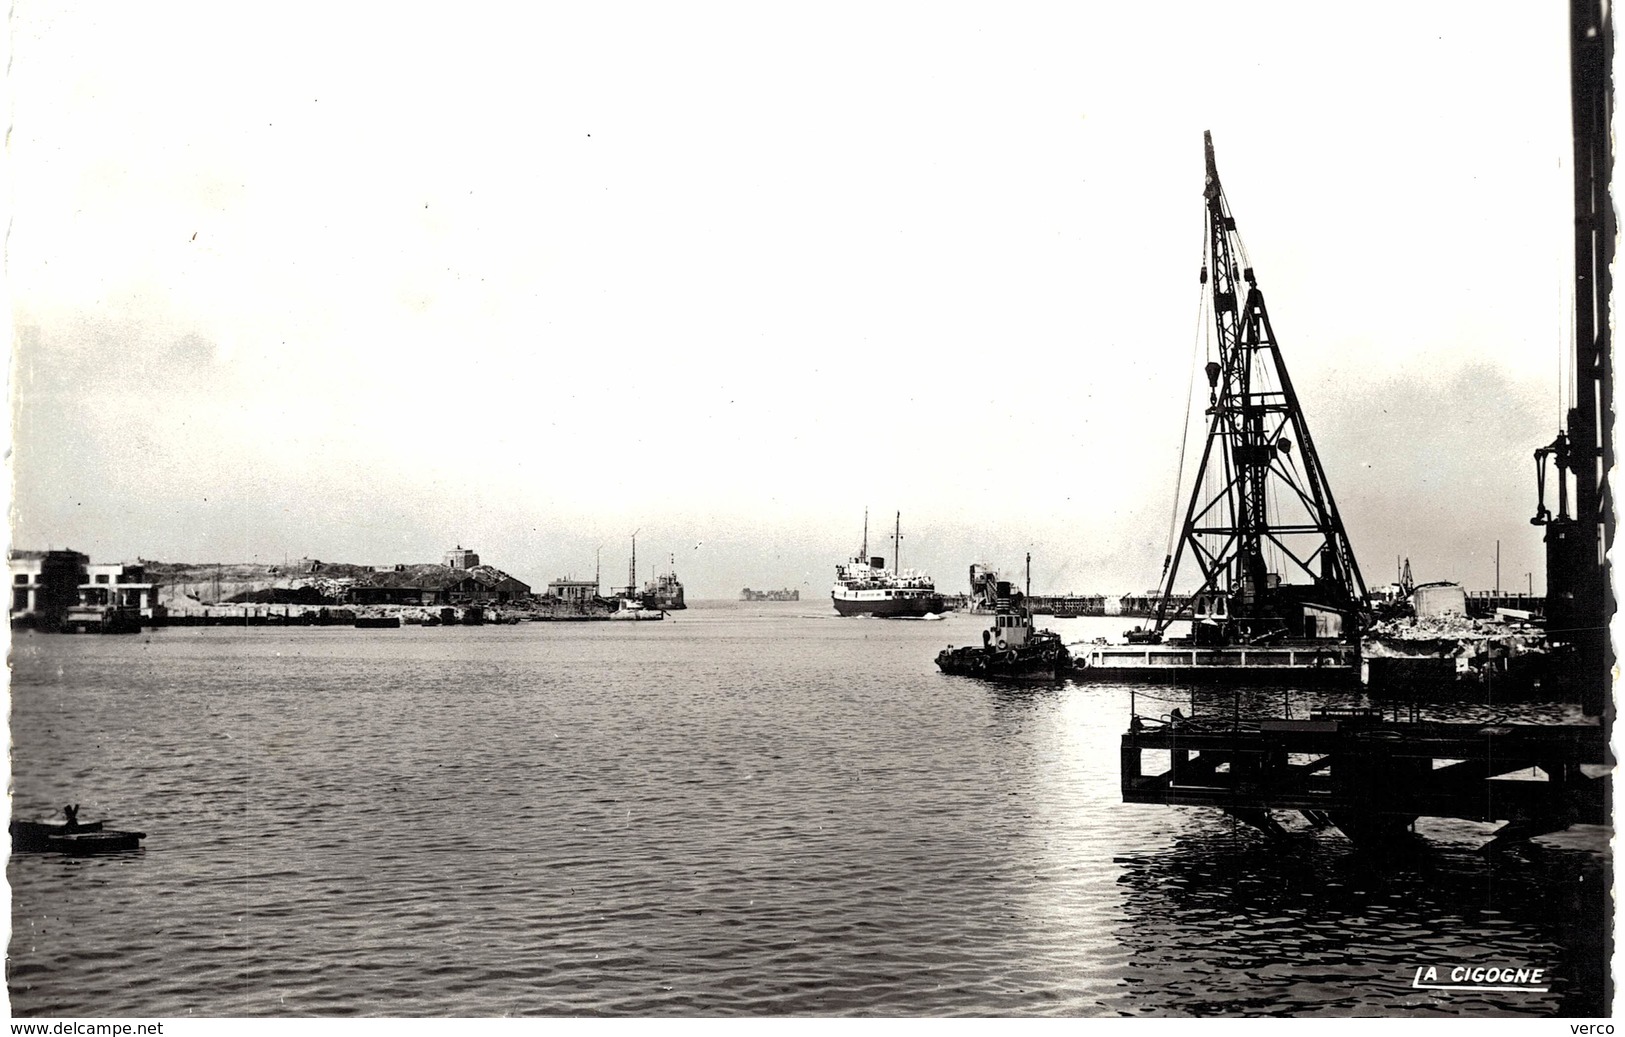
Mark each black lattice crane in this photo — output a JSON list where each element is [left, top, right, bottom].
[[1533, 0, 1612, 720], [1153, 132, 1368, 643]]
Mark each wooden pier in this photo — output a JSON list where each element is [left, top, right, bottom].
[[1120, 708, 1611, 847], [1464, 590, 1546, 617]]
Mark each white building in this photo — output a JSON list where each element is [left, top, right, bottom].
[[546, 578, 599, 602], [9, 549, 88, 626], [79, 562, 164, 618]]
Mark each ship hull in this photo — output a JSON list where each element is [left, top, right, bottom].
[[831, 593, 945, 618], [936, 644, 1071, 682]]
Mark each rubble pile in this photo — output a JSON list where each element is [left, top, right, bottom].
[[1364, 613, 1545, 660], [299, 575, 357, 600]]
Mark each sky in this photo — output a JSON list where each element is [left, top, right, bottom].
[[7, 2, 1582, 599]]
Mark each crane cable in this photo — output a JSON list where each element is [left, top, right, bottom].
[[1162, 206, 1212, 581]]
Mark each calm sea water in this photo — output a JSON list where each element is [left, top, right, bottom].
[[7, 603, 1611, 1017]]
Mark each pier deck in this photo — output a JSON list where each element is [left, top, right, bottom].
[[1076, 641, 1360, 686], [1121, 709, 1611, 845]]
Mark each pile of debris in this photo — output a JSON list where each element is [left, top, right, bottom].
[[1364, 613, 1544, 659]]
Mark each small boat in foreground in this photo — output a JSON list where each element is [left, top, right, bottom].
[[11, 806, 146, 854]]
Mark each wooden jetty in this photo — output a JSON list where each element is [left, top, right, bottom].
[[1120, 708, 1610, 847]]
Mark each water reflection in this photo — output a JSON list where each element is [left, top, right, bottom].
[[1109, 822, 1609, 1017], [9, 610, 1610, 1017]]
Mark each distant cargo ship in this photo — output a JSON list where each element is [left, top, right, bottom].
[[644, 570, 686, 610], [621, 538, 685, 611], [832, 511, 945, 618], [741, 588, 800, 601]]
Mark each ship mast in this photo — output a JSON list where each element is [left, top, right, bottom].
[[894, 512, 901, 573], [1154, 132, 1367, 641]]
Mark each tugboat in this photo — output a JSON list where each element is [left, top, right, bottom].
[[936, 555, 1070, 680], [832, 510, 946, 618]]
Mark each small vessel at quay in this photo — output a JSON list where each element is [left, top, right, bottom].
[[936, 556, 1070, 680], [644, 565, 686, 611], [832, 511, 945, 618], [621, 537, 684, 611], [610, 598, 666, 620]]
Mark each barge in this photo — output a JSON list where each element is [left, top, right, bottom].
[[1076, 640, 1359, 686]]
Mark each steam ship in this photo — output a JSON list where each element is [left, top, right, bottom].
[[832, 511, 945, 618]]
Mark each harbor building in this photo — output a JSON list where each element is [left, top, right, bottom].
[[546, 578, 600, 602], [9, 549, 89, 629], [467, 566, 530, 602], [79, 562, 165, 620], [350, 566, 487, 606], [444, 545, 480, 569]]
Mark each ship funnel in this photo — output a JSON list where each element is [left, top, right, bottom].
[[871, 557, 885, 570]]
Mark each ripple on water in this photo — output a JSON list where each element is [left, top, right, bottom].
[[7, 612, 1612, 1016]]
